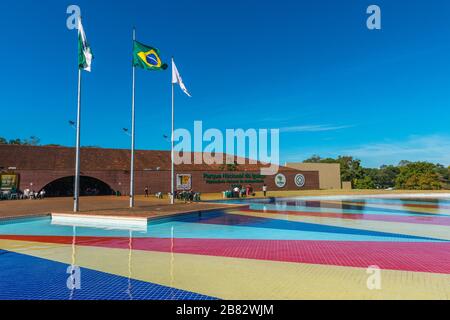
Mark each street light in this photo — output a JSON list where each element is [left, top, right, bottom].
[[123, 128, 131, 137], [68, 120, 76, 130]]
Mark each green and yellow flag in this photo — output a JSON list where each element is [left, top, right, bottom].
[[133, 41, 168, 71]]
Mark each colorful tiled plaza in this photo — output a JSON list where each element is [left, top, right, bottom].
[[1, 196, 450, 300]]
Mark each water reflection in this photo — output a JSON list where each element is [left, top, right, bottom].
[[126, 229, 133, 300], [69, 225, 76, 300], [170, 226, 175, 300], [50, 219, 142, 300]]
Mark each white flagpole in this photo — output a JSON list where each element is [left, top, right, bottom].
[[73, 63, 82, 212], [130, 28, 136, 208], [171, 58, 175, 205]]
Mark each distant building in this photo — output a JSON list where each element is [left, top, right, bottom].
[[285, 162, 342, 190], [0, 145, 320, 196]]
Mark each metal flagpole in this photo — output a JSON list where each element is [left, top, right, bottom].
[[130, 28, 136, 208], [171, 58, 175, 205], [74, 67, 82, 212]]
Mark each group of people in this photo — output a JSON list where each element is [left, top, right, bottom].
[[232, 184, 254, 198], [144, 186, 200, 202], [229, 184, 268, 198], [22, 188, 46, 200], [0, 187, 47, 201], [175, 190, 200, 203]]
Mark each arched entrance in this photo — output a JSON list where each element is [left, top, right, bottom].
[[41, 176, 114, 197]]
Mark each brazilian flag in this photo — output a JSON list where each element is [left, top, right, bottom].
[[133, 41, 168, 71]]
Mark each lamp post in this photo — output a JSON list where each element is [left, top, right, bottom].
[[69, 120, 76, 130], [123, 128, 131, 137]]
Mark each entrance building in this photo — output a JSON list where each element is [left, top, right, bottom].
[[0, 145, 320, 196]]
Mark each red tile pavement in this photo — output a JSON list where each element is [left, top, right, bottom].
[[2, 235, 450, 274]]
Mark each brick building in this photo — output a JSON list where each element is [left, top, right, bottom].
[[0, 145, 320, 196]]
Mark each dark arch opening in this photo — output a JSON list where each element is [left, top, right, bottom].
[[41, 176, 114, 197]]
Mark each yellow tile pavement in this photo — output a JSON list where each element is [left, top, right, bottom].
[[326, 201, 450, 216]]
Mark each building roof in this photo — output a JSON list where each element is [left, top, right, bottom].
[[0, 145, 294, 172]]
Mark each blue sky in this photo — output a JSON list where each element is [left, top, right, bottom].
[[1, 0, 450, 168]]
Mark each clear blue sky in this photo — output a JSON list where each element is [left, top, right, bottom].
[[1, 0, 450, 168]]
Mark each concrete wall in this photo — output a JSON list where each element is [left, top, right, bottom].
[[285, 163, 342, 190], [342, 181, 353, 190]]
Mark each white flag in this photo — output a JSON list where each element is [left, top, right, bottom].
[[172, 59, 191, 97], [78, 18, 93, 72]]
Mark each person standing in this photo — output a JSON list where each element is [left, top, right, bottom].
[[233, 186, 240, 198], [144, 186, 149, 198], [246, 184, 250, 197], [262, 184, 268, 197]]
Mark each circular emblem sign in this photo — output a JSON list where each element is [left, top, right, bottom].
[[275, 173, 287, 188], [295, 174, 306, 188]]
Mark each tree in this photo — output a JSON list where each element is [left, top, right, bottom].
[[8, 138, 23, 145], [398, 160, 412, 167], [0, 136, 41, 146], [435, 164, 450, 189], [336, 156, 364, 184], [304, 155, 337, 164], [395, 162, 442, 190], [303, 155, 365, 187], [303, 155, 449, 190], [354, 175, 376, 189], [375, 165, 400, 189], [23, 136, 40, 146], [303, 155, 322, 163]]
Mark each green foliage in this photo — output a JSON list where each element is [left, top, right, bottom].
[[365, 165, 400, 189], [8, 138, 23, 145], [395, 162, 442, 190], [336, 156, 364, 183], [0, 136, 40, 146], [435, 164, 450, 189], [353, 175, 375, 189], [303, 155, 364, 187], [303, 155, 448, 190], [24, 136, 40, 146], [303, 155, 336, 164]]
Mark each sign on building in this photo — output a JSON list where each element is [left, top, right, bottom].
[[176, 174, 192, 191], [294, 174, 306, 188], [275, 173, 286, 188], [0, 174, 20, 191]]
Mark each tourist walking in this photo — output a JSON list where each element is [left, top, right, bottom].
[[263, 184, 267, 197]]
